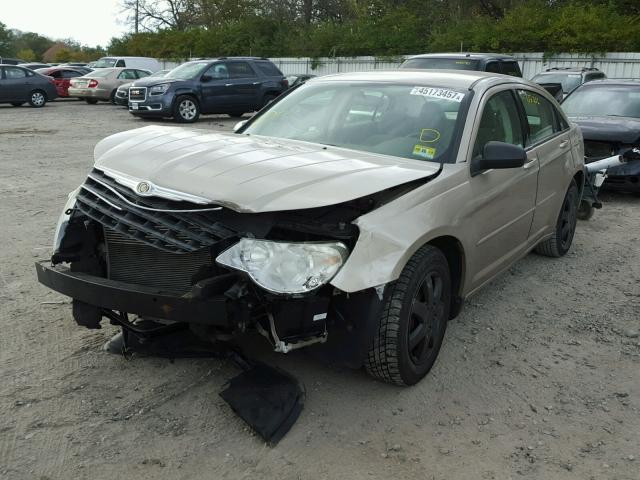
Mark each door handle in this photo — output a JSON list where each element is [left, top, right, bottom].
[[225, 83, 233, 87], [252, 82, 261, 85], [558, 140, 569, 148]]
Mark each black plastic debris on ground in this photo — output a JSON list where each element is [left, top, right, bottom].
[[219, 362, 305, 445]]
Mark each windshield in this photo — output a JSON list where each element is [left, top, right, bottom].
[[401, 58, 481, 71], [166, 62, 208, 80], [562, 85, 640, 118], [532, 73, 582, 93], [244, 83, 467, 163], [149, 69, 170, 78], [93, 57, 117, 68]]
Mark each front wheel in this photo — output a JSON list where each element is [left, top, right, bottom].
[[173, 95, 200, 123], [535, 179, 579, 257], [28, 90, 46, 108], [365, 245, 451, 386]]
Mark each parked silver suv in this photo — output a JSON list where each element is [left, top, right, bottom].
[[37, 70, 584, 386]]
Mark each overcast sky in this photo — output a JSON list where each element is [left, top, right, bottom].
[[2, 0, 128, 47]]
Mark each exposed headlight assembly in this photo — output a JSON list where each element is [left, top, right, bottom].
[[149, 83, 170, 95], [216, 239, 348, 294], [53, 187, 80, 254]]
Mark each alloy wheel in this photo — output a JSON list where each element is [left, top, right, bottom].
[[31, 92, 45, 107], [559, 188, 578, 249], [407, 272, 445, 366], [179, 100, 197, 120]]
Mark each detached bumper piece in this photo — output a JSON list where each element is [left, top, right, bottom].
[[35, 261, 234, 327]]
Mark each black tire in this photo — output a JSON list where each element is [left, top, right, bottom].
[[173, 95, 200, 123], [109, 90, 117, 104], [577, 199, 595, 221], [535, 179, 579, 257], [365, 245, 451, 386], [85, 98, 98, 105], [228, 112, 245, 118], [11, 102, 24, 107], [28, 90, 47, 108]]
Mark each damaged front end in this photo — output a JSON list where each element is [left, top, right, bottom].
[[36, 167, 421, 361]]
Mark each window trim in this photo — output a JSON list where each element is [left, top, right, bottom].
[[515, 88, 568, 149]]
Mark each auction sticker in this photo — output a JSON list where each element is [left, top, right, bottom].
[[413, 144, 436, 159], [410, 87, 464, 102]]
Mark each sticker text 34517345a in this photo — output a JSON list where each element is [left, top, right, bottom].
[[410, 87, 464, 103]]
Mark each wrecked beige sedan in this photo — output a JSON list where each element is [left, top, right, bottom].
[[37, 70, 584, 386]]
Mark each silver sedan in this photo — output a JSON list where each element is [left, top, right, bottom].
[[68, 67, 151, 104]]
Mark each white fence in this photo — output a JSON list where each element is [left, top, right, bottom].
[[160, 52, 640, 79]]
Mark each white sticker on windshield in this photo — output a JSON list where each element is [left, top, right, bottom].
[[410, 87, 464, 103]]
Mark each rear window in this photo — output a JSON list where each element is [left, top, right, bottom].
[[255, 61, 283, 77], [401, 58, 481, 71], [501, 62, 521, 77]]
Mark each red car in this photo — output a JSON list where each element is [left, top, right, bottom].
[[35, 67, 86, 98]]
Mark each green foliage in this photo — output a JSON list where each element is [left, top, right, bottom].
[[16, 48, 36, 61]]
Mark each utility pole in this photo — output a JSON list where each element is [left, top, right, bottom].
[[134, 0, 139, 34]]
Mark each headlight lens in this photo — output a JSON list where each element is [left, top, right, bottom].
[[149, 84, 170, 95], [216, 239, 348, 294], [53, 188, 80, 254]]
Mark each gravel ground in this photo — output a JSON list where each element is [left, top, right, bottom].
[[1, 100, 639, 480]]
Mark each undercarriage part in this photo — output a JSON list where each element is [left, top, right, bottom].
[[103, 314, 303, 444], [268, 312, 328, 353]]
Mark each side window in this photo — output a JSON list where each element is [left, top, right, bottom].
[[255, 61, 283, 77], [204, 63, 229, 80], [115, 59, 125, 67], [49, 70, 62, 79], [228, 62, 257, 78], [5, 67, 27, 79], [473, 90, 524, 158], [485, 62, 501, 73], [502, 62, 521, 77], [118, 69, 137, 80], [62, 70, 80, 78], [517, 90, 558, 145], [135, 70, 150, 78]]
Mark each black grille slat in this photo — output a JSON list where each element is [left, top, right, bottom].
[[75, 169, 238, 254]]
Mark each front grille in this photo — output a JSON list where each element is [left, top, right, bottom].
[[75, 169, 235, 254], [105, 228, 211, 293], [584, 140, 616, 162], [129, 87, 146, 101]]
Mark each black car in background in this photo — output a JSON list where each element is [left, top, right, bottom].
[[400, 53, 522, 77], [128, 57, 289, 123], [0, 64, 58, 107], [562, 80, 640, 193], [532, 67, 606, 99]]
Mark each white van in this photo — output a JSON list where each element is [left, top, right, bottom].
[[93, 56, 161, 72]]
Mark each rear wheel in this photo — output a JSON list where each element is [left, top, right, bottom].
[[173, 95, 200, 123], [28, 90, 46, 108], [109, 90, 117, 104], [535, 179, 579, 257], [261, 94, 277, 108], [365, 245, 450, 386], [85, 98, 98, 105]]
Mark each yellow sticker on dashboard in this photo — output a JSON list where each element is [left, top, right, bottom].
[[413, 144, 436, 159]]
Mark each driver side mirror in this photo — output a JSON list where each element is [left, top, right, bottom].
[[471, 141, 527, 176]]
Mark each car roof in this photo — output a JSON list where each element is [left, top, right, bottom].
[[573, 79, 640, 87], [312, 69, 532, 90], [407, 52, 518, 61]]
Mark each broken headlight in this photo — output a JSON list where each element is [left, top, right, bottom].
[[216, 239, 348, 294], [53, 187, 80, 254]]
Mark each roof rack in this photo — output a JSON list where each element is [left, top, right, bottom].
[[544, 67, 600, 72]]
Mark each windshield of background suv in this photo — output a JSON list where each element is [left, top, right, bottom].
[[244, 83, 467, 163], [562, 85, 640, 118], [401, 58, 481, 71], [93, 58, 117, 68], [166, 62, 209, 80], [532, 73, 582, 93]]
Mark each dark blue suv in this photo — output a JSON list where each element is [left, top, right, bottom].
[[127, 57, 288, 123]]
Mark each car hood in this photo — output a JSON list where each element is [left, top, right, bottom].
[[570, 115, 640, 144], [93, 126, 440, 213], [131, 77, 182, 88]]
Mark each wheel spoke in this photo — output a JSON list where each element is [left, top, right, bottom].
[[411, 300, 430, 322], [408, 320, 428, 350]]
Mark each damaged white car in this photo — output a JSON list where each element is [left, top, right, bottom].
[[37, 71, 584, 386]]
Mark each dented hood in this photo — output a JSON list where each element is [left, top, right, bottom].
[[93, 126, 439, 213]]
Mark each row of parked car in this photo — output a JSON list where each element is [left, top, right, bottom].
[[1, 53, 638, 193]]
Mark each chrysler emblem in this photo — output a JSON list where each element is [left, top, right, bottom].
[[136, 181, 151, 194]]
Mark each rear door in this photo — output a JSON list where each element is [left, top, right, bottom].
[[516, 89, 574, 239], [227, 61, 261, 109], [465, 87, 539, 290]]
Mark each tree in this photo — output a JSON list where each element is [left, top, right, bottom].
[[16, 48, 36, 61], [0, 21, 14, 57]]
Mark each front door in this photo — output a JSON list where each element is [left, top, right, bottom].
[[465, 88, 539, 290], [200, 62, 233, 113], [1, 66, 29, 101]]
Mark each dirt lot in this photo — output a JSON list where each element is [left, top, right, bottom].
[[1, 99, 639, 480]]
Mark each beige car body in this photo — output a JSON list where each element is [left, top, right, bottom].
[[68, 67, 151, 101], [92, 71, 584, 307]]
